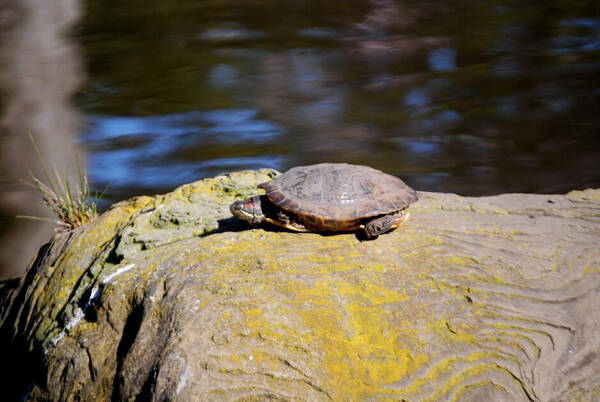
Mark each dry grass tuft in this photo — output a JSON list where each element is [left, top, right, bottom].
[[18, 133, 104, 229]]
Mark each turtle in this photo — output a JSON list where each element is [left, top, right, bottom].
[[230, 163, 418, 239]]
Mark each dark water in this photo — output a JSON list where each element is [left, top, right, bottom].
[[1, 0, 599, 276], [76, 0, 600, 203]]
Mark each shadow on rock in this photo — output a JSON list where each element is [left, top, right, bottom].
[[201, 217, 253, 237], [205, 216, 376, 241]]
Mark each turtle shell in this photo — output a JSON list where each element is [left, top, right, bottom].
[[258, 163, 418, 229]]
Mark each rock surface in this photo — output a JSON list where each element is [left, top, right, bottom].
[[1, 169, 599, 401]]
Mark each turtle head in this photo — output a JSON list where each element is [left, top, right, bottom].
[[230, 195, 266, 225]]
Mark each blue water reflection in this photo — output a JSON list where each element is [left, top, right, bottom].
[[401, 141, 442, 155], [297, 28, 340, 40], [556, 18, 600, 53], [83, 109, 284, 192], [89, 151, 284, 189], [428, 48, 457, 71], [404, 88, 430, 108]]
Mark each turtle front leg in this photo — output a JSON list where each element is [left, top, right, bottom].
[[363, 210, 410, 239]]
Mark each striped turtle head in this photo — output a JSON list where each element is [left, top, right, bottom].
[[230, 195, 265, 225]]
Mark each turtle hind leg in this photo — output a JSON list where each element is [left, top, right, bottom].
[[363, 211, 410, 239]]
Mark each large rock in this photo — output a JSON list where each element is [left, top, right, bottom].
[[1, 169, 599, 401]]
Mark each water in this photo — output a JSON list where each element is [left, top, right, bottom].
[[75, 0, 600, 202], [1, 0, 599, 276]]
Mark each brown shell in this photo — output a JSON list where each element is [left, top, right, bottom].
[[258, 163, 418, 229]]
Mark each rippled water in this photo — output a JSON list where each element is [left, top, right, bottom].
[[75, 0, 600, 203]]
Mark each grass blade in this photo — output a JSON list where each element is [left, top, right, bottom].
[[19, 136, 105, 229]]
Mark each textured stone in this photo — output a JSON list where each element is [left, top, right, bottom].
[[1, 169, 599, 401]]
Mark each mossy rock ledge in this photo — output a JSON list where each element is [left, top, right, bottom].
[[1, 169, 599, 401]]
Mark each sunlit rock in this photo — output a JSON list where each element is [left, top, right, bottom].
[[1, 169, 599, 400]]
